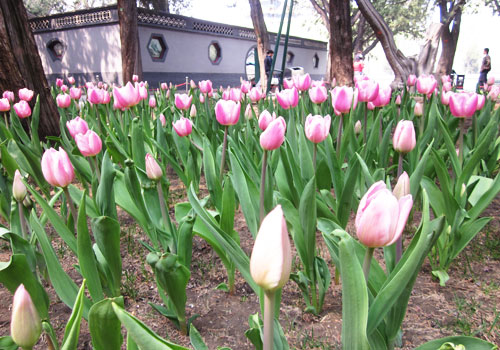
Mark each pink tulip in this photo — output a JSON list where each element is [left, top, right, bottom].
[[356, 79, 379, 102], [371, 85, 392, 108], [145, 153, 162, 180], [61, 85, 68, 93], [66, 117, 89, 138], [10, 284, 41, 349], [487, 76, 495, 86], [174, 93, 193, 110], [258, 110, 276, 131], [68, 76, 75, 85], [102, 91, 111, 104], [305, 114, 331, 143], [97, 82, 103, 89], [276, 87, 299, 110], [367, 102, 375, 111], [159, 113, 166, 127], [190, 104, 197, 117], [18, 88, 34, 102], [172, 117, 193, 137], [161, 82, 168, 90], [260, 117, 286, 150], [199, 93, 205, 103], [442, 81, 452, 92], [249, 87, 265, 102], [476, 94, 485, 111], [199, 80, 213, 94], [441, 75, 451, 84], [293, 73, 312, 91], [331, 86, 358, 114], [149, 96, 156, 108], [215, 99, 240, 125], [441, 91, 451, 105], [393, 120, 416, 154], [56, 78, 63, 88], [229, 88, 243, 102], [75, 130, 102, 157], [190, 80, 197, 89], [355, 181, 413, 248], [3, 90, 14, 102], [56, 93, 71, 108], [487, 85, 500, 100], [241, 80, 252, 94], [88, 87, 105, 105], [309, 85, 328, 104], [311, 80, 325, 87], [166, 89, 171, 99], [245, 104, 252, 119], [41, 147, 75, 187], [0, 98, 10, 112], [395, 94, 402, 105], [414, 102, 423, 116], [85, 82, 94, 89], [354, 120, 362, 135], [416, 75, 437, 95], [283, 78, 294, 89], [449, 92, 478, 118], [113, 82, 140, 109], [393, 171, 410, 200], [407, 74, 417, 86], [250, 205, 291, 292], [137, 83, 148, 100], [13, 100, 31, 118], [12, 170, 27, 202], [132, 74, 139, 82]]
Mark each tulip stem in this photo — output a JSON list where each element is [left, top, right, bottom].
[[312, 144, 317, 170], [220, 126, 228, 181], [260, 150, 268, 225], [472, 113, 477, 148], [3, 112, 8, 130], [378, 108, 383, 144], [363, 103, 367, 144], [18, 201, 28, 240], [458, 118, 465, 166], [157, 183, 176, 253], [362, 247, 375, 282], [63, 187, 77, 232], [93, 156, 101, 182], [263, 291, 276, 350], [420, 96, 426, 139], [336, 116, 343, 156], [397, 153, 403, 178], [189, 137, 203, 152]]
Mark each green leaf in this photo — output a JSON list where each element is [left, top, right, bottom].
[[431, 270, 450, 287], [77, 192, 104, 302], [203, 137, 223, 211], [0, 336, 18, 350], [335, 230, 371, 350], [189, 325, 209, 350], [89, 297, 124, 350], [111, 302, 189, 350], [300, 176, 317, 276], [338, 156, 360, 228], [415, 336, 498, 350], [0, 254, 49, 318], [30, 212, 91, 319], [60, 280, 86, 350], [96, 152, 118, 219]]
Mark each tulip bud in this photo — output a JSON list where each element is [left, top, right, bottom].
[[12, 170, 27, 202], [331, 86, 358, 114], [56, 78, 63, 88], [0, 98, 10, 112], [304, 114, 331, 143], [189, 104, 197, 117], [66, 117, 89, 138], [407, 74, 417, 87], [41, 148, 75, 188], [449, 92, 478, 118], [70, 87, 82, 100], [283, 78, 294, 89], [199, 93, 205, 103], [145, 153, 163, 181], [190, 79, 197, 89], [416, 75, 437, 95], [258, 110, 276, 131], [355, 181, 413, 247], [159, 113, 166, 127], [354, 120, 362, 135], [75, 130, 102, 157], [13, 101, 31, 119], [393, 120, 416, 154], [199, 80, 213, 94], [215, 100, 240, 126], [241, 80, 251, 94], [393, 171, 410, 200], [476, 94, 485, 111], [18, 88, 34, 102], [245, 104, 252, 119], [414, 102, 423, 116], [56, 93, 71, 108], [174, 93, 193, 110], [395, 94, 402, 105], [161, 82, 168, 90], [276, 87, 299, 110], [3, 90, 15, 102], [172, 117, 193, 137], [113, 82, 140, 109], [293, 73, 312, 91], [260, 117, 286, 151], [10, 284, 42, 349], [68, 76, 75, 85], [132, 74, 139, 82], [309, 85, 328, 104], [250, 205, 292, 292]]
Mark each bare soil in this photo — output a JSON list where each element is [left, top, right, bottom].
[[0, 174, 499, 349]]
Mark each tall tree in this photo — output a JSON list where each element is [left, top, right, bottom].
[[435, 0, 462, 76], [117, 0, 143, 84], [329, 0, 354, 85], [249, 0, 270, 89], [0, 1, 59, 137]]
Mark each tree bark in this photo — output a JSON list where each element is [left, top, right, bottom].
[[249, 0, 270, 89], [355, 0, 415, 86], [0, 1, 59, 138], [436, 2, 462, 77], [329, 0, 354, 86], [118, 0, 143, 84]]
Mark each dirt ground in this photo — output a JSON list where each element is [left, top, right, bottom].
[[0, 174, 499, 349]]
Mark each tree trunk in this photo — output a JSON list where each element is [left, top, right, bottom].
[[436, 5, 462, 77], [118, 0, 143, 84], [0, 1, 59, 138], [329, 0, 354, 86], [416, 23, 443, 75], [249, 0, 270, 89], [355, 0, 415, 86]]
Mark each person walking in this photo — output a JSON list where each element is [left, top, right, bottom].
[[264, 50, 274, 79], [478, 48, 491, 89]]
